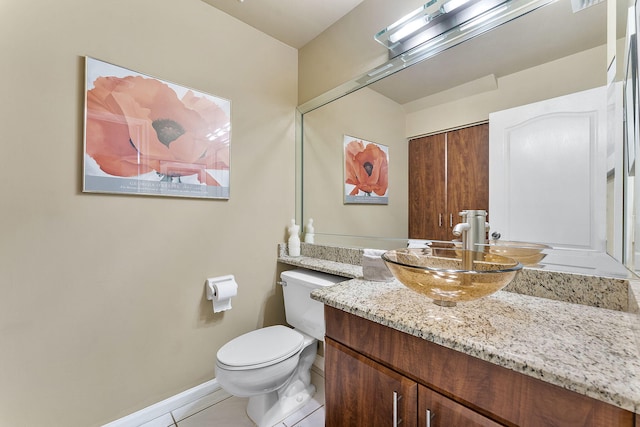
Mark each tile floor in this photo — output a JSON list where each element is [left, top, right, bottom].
[[150, 369, 325, 427]]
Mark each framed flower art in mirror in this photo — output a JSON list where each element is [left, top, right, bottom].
[[343, 135, 388, 205], [83, 57, 231, 199]]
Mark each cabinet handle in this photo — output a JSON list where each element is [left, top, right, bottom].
[[449, 213, 453, 227], [393, 391, 402, 427], [438, 213, 443, 227], [426, 409, 434, 427]]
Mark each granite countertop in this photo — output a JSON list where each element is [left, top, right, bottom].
[[278, 244, 640, 414], [311, 279, 640, 413], [278, 253, 362, 279]]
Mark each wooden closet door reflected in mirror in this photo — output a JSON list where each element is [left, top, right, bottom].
[[409, 123, 489, 241]]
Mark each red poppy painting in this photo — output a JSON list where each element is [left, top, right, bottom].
[[344, 135, 389, 204], [83, 57, 231, 199]]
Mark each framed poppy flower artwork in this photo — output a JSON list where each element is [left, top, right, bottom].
[[343, 135, 389, 205], [83, 57, 231, 199]]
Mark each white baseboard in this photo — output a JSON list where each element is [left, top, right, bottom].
[[102, 379, 221, 427], [103, 353, 325, 427]]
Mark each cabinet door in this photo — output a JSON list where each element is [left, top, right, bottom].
[[325, 338, 418, 427], [418, 384, 503, 427], [446, 123, 489, 236], [409, 134, 447, 240]]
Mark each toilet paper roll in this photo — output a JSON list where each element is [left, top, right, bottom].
[[206, 275, 238, 313]]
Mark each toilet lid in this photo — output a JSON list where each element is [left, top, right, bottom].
[[217, 325, 304, 368]]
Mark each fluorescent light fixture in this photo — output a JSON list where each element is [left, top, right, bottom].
[[386, 5, 428, 32], [375, 0, 510, 56], [389, 17, 429, 43], [375, 0, 555, 59], [375, 1, 441, 47]]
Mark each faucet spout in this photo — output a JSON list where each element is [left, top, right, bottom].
[[453, 210, 489, 252], [452, 222, 470, 237]]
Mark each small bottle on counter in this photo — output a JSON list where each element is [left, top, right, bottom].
[[288, 219, 301, 256], [304, 218, 315, 244]]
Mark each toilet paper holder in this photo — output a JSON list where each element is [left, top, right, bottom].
[[206, 274, 238, 313]]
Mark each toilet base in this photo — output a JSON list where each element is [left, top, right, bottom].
[[247, 382, 316, 427], [246, 337, 318, 427]]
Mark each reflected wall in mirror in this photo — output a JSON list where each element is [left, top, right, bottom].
[[303, 87, 408, 247], [300, 0, 634, 276]]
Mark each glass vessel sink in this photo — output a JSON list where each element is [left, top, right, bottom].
[[382, 248, 523, 306], [485, 240, 551, 266]]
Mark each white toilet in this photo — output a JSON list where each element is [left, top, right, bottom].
[[215, 268, 344, 427]]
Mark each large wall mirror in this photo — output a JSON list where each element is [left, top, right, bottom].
[[298, 0, 636, 277]]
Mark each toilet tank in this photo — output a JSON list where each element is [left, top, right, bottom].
[[280, 269, 345, 341]]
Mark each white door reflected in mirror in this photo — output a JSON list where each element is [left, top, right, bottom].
[[488, 86, 626, 275]]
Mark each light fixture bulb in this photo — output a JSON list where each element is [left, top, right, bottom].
[[388, 17, 429, 43]]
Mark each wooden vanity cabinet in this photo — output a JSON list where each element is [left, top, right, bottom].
[[326, 338, 499, 427], [324, 306, 635, 427], [325, 338, 417, 426], [418, 384, 502, 427], [408, 123, 489, 241]]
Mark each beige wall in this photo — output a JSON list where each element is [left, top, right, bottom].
[[0, 1, 297, 426], [303, 88, 407, 242]]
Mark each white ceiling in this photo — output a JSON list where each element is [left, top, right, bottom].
[[200, 0, 364, 49]]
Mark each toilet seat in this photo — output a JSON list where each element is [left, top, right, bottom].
[[217, 325, 304, 370]]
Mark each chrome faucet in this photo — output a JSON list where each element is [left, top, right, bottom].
[[452, 210, 490, 252]]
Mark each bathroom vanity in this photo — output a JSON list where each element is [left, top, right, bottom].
[[323, 305, 632, 426], [278, 244, 640, 426]]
